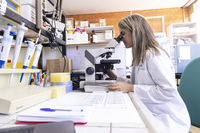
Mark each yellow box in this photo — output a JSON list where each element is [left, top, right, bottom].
[[51, 73, 70, 82], [49, 85, 66, 98]]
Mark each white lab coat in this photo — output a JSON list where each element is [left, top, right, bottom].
[[117, 48, 191, 133]]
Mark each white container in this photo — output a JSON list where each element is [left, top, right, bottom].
[[81, 29, 88, 44], [93, 35, 98, 43], [66, 30, 74, 44], [189, 28, 196, 33], [173, 27, 182, 34], [74, 28, 80, 44], [21, 4, 36, 24], [181, 27, 189, 33], [105, 30, 113, 40], [21, 0, 35, 6]]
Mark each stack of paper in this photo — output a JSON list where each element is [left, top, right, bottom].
[[16, 105, 94, 124]]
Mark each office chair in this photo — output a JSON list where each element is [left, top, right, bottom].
[[178, 56, 200, 129]]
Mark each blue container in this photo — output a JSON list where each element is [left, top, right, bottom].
[[54, 81, 72, 94], [6, 0, 17, 11]]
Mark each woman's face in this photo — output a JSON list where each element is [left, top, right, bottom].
[[119, 27, 133, 48]]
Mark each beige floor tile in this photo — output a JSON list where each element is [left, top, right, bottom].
[[190, 125, 200, 133]]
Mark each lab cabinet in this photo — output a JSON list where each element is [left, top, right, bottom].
[[170, 44, 200, 73], [167, 22, 198, 45]]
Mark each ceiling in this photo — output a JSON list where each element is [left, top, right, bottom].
[[62, 0, 189, 15]]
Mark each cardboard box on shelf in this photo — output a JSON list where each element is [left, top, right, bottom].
[[66, 18, 75, 29], [80, 21, 89, 28], [21, 4, 36, 24], [181, 27, 189, 33], [189, 28, 196, 33], [46, 59, 72, 73], [90, 23, 100, 27], [100, 19, 106, 27], [105, 30, 113, 40], [75, 20, 80, 28]]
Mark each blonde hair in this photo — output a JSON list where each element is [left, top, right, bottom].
[[118, 14, 169, 66]]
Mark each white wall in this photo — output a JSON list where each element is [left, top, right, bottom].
[[190, 1, 200, 43], [66, 43, 127, 77]]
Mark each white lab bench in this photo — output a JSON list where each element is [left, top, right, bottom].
[[0, 91, 166, 133]]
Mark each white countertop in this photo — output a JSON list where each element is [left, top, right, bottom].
[[0, 91, 166, 133]]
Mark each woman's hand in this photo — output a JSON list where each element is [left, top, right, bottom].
[[107, 81, 134, 93], [105, 70, 117, 79]]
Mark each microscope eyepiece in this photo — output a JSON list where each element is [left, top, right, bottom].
[[115, 35, 123, 43]]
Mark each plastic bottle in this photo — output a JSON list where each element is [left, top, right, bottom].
[[90, 30, 98, 43], [81, 26, 88, 44], [74, 27, 80, 44], [66, 27, 74, 44]]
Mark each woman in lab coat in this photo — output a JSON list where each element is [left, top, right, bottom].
[[106, 14, 191, 133]]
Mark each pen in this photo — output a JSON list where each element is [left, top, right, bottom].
[[40, 108, 83, 112]]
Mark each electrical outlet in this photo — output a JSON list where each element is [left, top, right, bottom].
[[36, 0, 48, 30]]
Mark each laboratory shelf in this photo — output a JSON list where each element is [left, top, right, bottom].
[[71, 26, 114, 32], [66, 42, 109, 47], [167, 22, 198, 45], [173, 33, 197, 37], [0, 8, 66, 48]]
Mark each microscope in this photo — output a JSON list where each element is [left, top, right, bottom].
[[84, 35, 123, 92]]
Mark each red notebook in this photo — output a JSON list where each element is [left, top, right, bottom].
[[16, 120, 87, 125]]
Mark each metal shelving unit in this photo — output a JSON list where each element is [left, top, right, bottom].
[[67, 26, 114, 47], [0, 7, 66, 56]]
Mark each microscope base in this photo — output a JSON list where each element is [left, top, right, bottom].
[[84, 80, 116, 92], [84, 85, 108, 92]]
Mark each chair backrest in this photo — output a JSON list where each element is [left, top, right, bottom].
[[178, 57, 200, 128]]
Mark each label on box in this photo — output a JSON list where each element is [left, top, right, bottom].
[[80, 21, 88, 27], [66, 20, 72, 25], [100, 19, 106, 27], [90, 24, 96, 27], [46, 59, 71, 73], [105, 30, 112, 40]]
